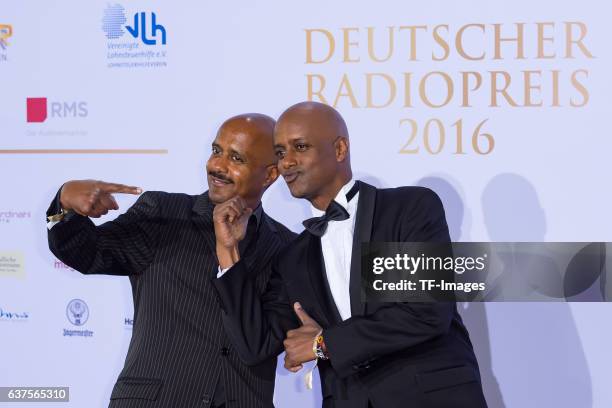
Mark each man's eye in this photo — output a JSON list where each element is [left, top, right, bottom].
[[275, 150, 285, 158], [296, 144, 307, 151], [212, 146, 220, 154], [232, 154, 244, 162]]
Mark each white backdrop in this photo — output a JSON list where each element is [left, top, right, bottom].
[[1, 1, 611, 407]]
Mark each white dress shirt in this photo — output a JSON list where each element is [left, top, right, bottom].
[[311, 179, 359, 321], [219, 181, 359, 320]]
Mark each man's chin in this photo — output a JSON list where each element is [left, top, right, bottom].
[[287, 184, 307, 199], [208, 188, 234, 205]]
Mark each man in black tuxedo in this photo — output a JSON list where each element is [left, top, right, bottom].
[[46, 114, 296, 408], [213, 102, 488, 408]]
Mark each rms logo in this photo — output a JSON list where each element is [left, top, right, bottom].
[[26, 97, 88, 123]]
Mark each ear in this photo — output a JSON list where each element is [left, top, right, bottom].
[[335, 136, 350, 162], [263, 164, 279, 188]]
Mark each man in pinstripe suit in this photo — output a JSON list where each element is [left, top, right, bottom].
[[46, 114, 296, 408]]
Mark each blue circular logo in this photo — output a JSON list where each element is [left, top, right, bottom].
[[66, 299, 89, 326]]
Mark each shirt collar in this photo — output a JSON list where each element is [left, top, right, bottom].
[[310, 179, 356, 217]]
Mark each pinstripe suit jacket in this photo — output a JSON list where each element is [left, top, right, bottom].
[[47, 191, 297, 408]]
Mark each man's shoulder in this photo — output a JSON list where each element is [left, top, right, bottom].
[[141, 190, 196, 200], [274, 229, 311, 262], [263, 213, 299, 242], [376, 185, 439, 202], [372, 185, 441, 211], [136, 191, 200, 214]]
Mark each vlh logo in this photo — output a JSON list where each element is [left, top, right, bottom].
[[102, 4, 167, 45], [126, 12, 166, 45]]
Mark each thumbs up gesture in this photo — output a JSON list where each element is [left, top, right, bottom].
[[283, 302, 323, 372]]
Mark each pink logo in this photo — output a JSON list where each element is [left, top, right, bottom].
[[26, 97, 47, 123]]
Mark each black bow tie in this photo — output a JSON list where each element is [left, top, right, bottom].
[[303, 182, 359, 237]]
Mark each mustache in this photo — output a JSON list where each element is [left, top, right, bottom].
[[208, 171, 233, 183]]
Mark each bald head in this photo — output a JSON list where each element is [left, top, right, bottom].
[[218, 113, 277, 165], [274, 101, 352, 210], [206, 113, 279, 207], [276, 101, 349, 144]]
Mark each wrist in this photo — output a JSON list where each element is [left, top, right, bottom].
[[216, 244, 240, 269], [313, 332, 329, 360]]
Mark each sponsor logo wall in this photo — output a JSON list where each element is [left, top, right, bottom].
[[0, 1, 610, 408]]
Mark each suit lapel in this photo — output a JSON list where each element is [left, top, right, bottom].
[[305, 237, 338, 327], [243, 212, 280, 273], [349, 181, 377, 317], [191, 192, 217, 259], [307, 237, 342, 326]]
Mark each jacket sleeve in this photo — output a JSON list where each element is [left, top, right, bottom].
[[323, 188, 454, 378], [212, 257, 299, 366], [47, 188, 161, 276]]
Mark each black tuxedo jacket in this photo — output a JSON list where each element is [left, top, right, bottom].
[[47, 191, 296, 408], [214, 181, 488, 408]]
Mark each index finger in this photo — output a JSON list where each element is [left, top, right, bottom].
[[100, 182, 142, 195]]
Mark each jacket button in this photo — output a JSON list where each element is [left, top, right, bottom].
[[202, 394, 211, 404], [220, 346, 230, 356]]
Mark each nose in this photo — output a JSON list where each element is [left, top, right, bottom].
[[207, 154, 228, 175], [280, 150, 297, 171]]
